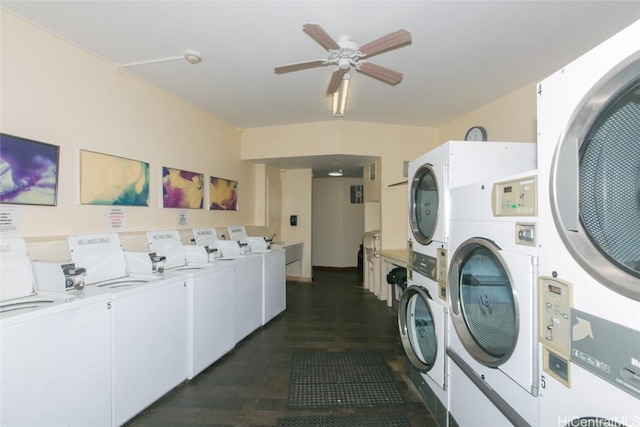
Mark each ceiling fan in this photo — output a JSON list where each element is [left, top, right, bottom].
[[274, 24, 412, 94]]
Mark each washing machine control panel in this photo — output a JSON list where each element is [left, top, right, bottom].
[[539, 277, 572, 355], [492, 175, 537, 216], [539, 277, 573, 386]]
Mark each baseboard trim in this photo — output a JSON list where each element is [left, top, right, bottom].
[[313, 266, 357, 271], [287, 276, 313, 282]]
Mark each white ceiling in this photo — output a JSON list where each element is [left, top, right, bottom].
[[3, 1, 639, 176]]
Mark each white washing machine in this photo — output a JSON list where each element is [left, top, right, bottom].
[[146, 230, 242, 379], [66, 232, 188, 426], [398, 272, 450, 427], [1, 237, 113, 427], [407, 140, 536, 302], [536, 19, 640, 424], [224, 226, 286, 326], [446, 170, 540, 426]]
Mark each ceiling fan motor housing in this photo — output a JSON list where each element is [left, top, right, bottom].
[[332, 37, 363, 70]]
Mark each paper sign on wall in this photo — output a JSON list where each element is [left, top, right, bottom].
[[106, 208, 126, 231], [177, 209, 189, 228], [0, 206, 20, 234]]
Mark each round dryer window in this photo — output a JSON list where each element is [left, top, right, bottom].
[[398, 286, 438, 372], [552, 51, 640, 301], [449, 238, 518, 366], [409, 164, 439, 245]]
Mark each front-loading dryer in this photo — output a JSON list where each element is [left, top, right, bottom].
[[405, 141, 536, 425], [398, 272, 449, 426], [446, 170, 540, 426], [536, 19, 640, 423], [408, 140, 536, 301]]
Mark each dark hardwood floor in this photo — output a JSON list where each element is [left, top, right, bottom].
[[126, 268, 436, 427]]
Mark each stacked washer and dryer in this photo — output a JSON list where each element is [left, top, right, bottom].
[[400, 141, 536, 426], [536, 20, 640, 426], [446, 170, 540, 426], [403, 19, 640, 427]]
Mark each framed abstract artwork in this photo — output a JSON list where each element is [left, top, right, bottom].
[[162, 167, 204, 209], [0, 133, 60, 206], [210, 176, 238, 211], [81, 150, 149, 206]]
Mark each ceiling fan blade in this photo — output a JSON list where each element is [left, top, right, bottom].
[[326, 70, 345, 94], [303, 23, 340, 51], [274, 60, 326, 74], [357, 62, 403, 85], [359, 29, 412, 57]]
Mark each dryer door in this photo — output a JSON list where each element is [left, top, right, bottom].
[[552, 52, 640, 301], [398, 286, 438, 372], [449, 238, 518, 367], [409, 164, 439, 245]]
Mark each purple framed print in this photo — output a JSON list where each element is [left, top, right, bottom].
[[80, 150, 149, 206], [210, 176, 238, 211], [163, 167, 204, 209], [0, 133, 60, 206]]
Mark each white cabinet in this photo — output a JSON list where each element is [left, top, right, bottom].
[[263, 250, 286, 325], [1, 297, 112, 427], [187, 265, 235, 379], [112, 277, 187, 426], [234, 255, 262, 343]]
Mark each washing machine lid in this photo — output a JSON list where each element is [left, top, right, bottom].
[[193, 227, 218, 247], [449, 238, 518, 366], [409, 164, 440, 245], [398, 286, 438, 372], [552, 51, 640, 301], [67, 233, 128, 284], [228, 225, 248, 243], [0, 237, 37, 302], [146, 230, 187, 269]]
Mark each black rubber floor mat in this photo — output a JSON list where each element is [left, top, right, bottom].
[[287, 351, 404, 409], [277, 412, 410, 427]]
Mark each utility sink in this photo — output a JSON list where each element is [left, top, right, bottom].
[[270, 241, 303, 265]]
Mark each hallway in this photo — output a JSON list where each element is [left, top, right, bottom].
[[126, 268, 437, 427]]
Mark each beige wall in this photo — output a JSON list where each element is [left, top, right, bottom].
[[1, 11, 256, 258], [439, 83, 537, 143], [279, 169, 313, 280], [265, 165, 282, 237], [312, 177, 364, 268], [242, 121, 440, 250]]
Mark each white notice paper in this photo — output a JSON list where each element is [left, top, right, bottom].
[[106, 207, 126, 231]]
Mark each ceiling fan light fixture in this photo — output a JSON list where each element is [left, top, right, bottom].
[[338, 57, 351, 71], [332, 73, 350, 117], [328, 169, 343, 177]]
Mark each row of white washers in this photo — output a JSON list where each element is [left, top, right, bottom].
[[400, 18, 640, 427], [0, 226, 285, 427]]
